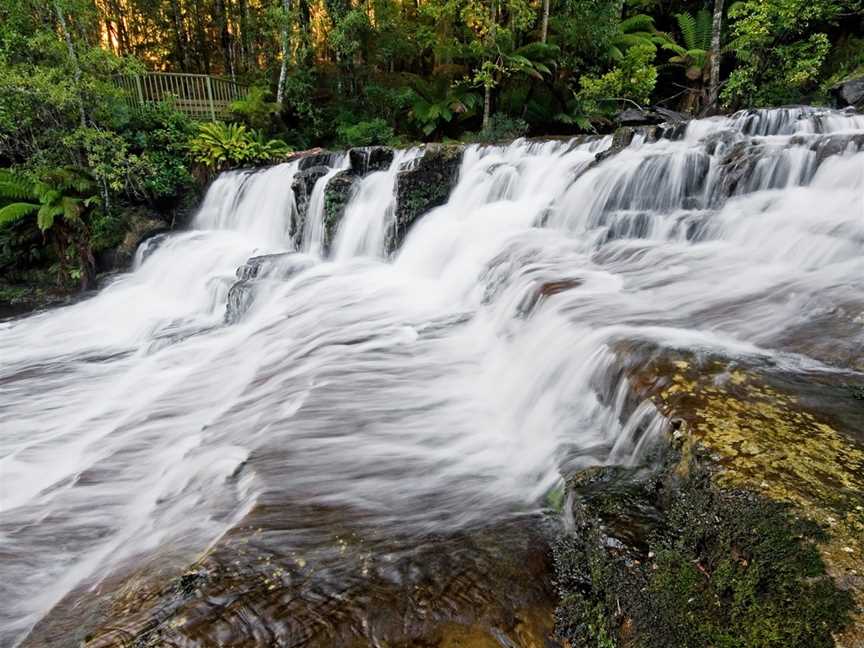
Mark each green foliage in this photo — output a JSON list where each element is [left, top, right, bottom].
[[0, 167, 98, 232], [409, 76, 481, 137], [722, 0, 842, 107], [665, 10, 712, 78], [463, 113, 529, 142], [336, 118, 395, 147], [579, 43, 659, 115], [188, 122, 292, 171], [229, 87, 281, 132]]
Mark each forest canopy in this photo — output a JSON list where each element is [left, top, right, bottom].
[[0, 0, 863, 296]]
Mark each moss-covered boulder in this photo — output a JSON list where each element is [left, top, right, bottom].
[[555, 457, 854, 648], [322, 169, 357, 252], [554, 349, 864, 647], [390, 144, 463, 252]]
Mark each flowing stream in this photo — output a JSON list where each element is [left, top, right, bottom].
[[1, 107, 863, 646]]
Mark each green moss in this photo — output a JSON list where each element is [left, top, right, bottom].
[[553, 463, 854, 648]]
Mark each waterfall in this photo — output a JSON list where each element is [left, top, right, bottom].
[[301, 155, 349, 255], [333, 148, 421, 259], [1, 107, 863, 647]]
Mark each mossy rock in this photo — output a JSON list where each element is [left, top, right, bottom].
[[390, 144, 463, 252], [554, 344, 864, 647], [321, 170, 357, 252], [554, 459, 854, 648]]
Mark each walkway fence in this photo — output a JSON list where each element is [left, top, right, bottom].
[[113, 72, 248, 120]]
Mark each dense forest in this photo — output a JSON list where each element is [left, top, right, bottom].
[[0, 0, 863, 301]]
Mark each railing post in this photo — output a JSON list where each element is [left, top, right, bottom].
[[205, 76, 216, 121], [134, 74, 144, 107]]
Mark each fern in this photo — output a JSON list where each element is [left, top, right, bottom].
[[0, 202, 38, 227], [694, 9, 712, 50], [676, 12, 697, 51]]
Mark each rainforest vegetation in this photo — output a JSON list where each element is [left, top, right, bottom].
[[0, 0, 862, 299]]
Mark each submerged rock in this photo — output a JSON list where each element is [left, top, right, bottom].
[[391, 144, 463, 252], [225, 253, 314, 322]]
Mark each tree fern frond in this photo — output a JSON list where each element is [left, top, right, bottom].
[[37, 204, 63, 231], [0, 202, 38, 227], [675, 12, 697, 50], [695, 9, 713, 50], [0, 170, 35, 201], [619, 14, 656, 35]]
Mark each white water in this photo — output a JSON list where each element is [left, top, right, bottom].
[[1, 107, 863, 645], [301, 154, 349, 255]]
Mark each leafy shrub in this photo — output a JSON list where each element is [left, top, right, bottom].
[[578, 43, 658, 115], [336, 118, 395, 147], [188, 122, 292, 171]]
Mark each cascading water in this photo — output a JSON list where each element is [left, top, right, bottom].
[[1, 106, 863, 647], [333, 148, 421, 259], [301, 155, 349, 255]]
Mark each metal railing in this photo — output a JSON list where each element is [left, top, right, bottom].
[[113, 72, 249, 120]]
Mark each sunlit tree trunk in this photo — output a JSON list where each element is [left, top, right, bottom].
[[708, 0, 724, 111], [540, 0, 549, 43], [483, 82, 491, 131], [276, 0, 291, 103]]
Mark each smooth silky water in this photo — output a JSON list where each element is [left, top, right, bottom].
[[1, 107, 863, 646]]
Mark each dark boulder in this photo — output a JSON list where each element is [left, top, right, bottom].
[[296, 149, 338, 170], [291, 165, 331, 237], [830, 76, 864, 108], [96, 208, 170, 273], [349, 146, 394, 175], [390, 144, 463, 252]]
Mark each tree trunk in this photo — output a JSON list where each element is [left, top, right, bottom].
[[540, 0, 550, 44], [707, 0, 724, 112], [214, 0, 233, 77], [170, 0, 190, 71], [483, 82, 491, 132], [277, 0, 291, 103], [193, 0, 210, 73], [54, 0, 86, 128]]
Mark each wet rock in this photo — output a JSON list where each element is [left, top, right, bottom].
[[614, 351, 864, 645], [349, 146, 394, 175], [291, 165, 331, 234], [555, 444, 855, 648], [615, 106, 690, 127], [594, 126, 664, 163], [226, 253, 315, 322], [391, 144, 463, 252], [322, 170, 357, 251], [809, 132, 864, 168], [295, 148, 337, 170], [831, 76, 864, 108]]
